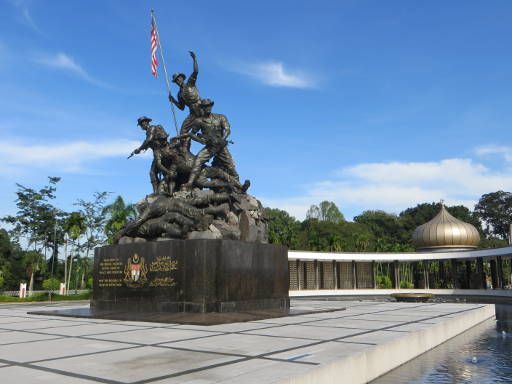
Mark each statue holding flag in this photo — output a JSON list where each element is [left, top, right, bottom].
[[169, 51, 203, 149], [121, 12, 267, 244]]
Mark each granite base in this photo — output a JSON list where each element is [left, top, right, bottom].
[[91, 239, 289, 314]]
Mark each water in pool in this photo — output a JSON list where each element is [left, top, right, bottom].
[[372, 304, 512, 383]]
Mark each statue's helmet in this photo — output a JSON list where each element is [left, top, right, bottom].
[[172, 73, 186, 83], [201, 98, 214, 107], [137, 116, 152, 126]]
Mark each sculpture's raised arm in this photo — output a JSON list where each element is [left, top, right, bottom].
[[188, 51, 198, 86]]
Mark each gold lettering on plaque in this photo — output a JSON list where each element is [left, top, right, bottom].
[[149, 256, 178, 272], [98, 257, 123, 287], [149, 277, 176, 287]]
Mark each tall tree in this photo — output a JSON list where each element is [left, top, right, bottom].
[[297, 219, 372, 252], [22, 250, 44, 293], [306, 201, 345, 223], [354, 210, 414, 251], [0, 229, 25, 289], [63, 211, 86, 291], [103, 196, 137, 244], [1, 177, 64, 287], [474, 191, 512, 240], [75, 192, 109, 258], [264, 208, 300, 249]]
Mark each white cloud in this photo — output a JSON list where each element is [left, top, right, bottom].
[[21, 5, 42, 34], [475, 145, 512, 162], [0, 139, 142, 174], [231, 61, 314, 88], [10, 0, 44, 35], [34, 53, 110, 88], [263, 157, 512, 220]]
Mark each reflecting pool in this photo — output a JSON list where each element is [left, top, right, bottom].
[[372, 304, 512, 384]]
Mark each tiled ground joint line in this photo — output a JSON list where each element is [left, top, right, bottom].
[[0, 357, 126, 384], [129, 305, 488, 384], [0, 323, 322, 368], [0, 303, 487, 384]]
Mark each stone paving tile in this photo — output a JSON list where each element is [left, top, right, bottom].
[[35, 346, 241, 383], [0, 366, 94, 383], [171, 321, 281, 333], [0, 336, 138, 363], [0, 330, 64, 345], [0, 316, 43, 325], [243, 323, 363, 341], [311, 317, 405, 330], [164, 332, 313, 356], [267, 340, 371, 365], [106, 320, 176, 327], [149, 358, 312, 384], [387, 321, 444, 333], [0, 319, 91, 331], [33, 323, 148, 337], [0, 301, 492, 384], [350, 313, 437, 322], [244, 315, 326, 325], [87, 327, 223, 345], [341, 329, 409, 345]]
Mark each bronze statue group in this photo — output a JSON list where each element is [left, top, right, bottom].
[[118, 52, 266, 243]]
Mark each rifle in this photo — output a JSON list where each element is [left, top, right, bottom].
[[127, 150, 137, 159]]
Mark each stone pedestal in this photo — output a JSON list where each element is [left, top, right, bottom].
[[92, 239, 289, 313]]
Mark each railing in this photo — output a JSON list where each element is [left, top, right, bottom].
[[288, 246, 512, 293]]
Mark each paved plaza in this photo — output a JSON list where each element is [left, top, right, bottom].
[[0, 300, 494, 383]]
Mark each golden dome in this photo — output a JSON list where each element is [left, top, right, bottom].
[[412, 205, 480, 251]]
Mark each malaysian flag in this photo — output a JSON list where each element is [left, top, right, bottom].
[[150, 18, 158, 77]]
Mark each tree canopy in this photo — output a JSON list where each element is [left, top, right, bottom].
[[306, 201, 345, 223], [266, 197, 510, 252], [474, 191, 512, 240]]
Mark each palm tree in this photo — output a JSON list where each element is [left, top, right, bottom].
[[63, 212, 86, 293], [23, 250, 43, 294], [103, 196, 137, 244], [77, 256, 92, 289]]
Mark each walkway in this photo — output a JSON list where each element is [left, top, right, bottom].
[[0, 300, 494, 383]]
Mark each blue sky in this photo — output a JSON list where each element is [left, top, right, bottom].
[[1, 0, 512, 220]]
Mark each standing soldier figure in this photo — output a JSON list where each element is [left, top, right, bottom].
[[169, 51, 202, 149], [184, 99, 241, 190], [130, 116, 169, 194]]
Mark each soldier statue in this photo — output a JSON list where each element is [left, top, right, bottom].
[[169, 50, 202, 150], [129, 116, 169, 194], [183, 99, 240, 190], [119, 49, 266, 243]]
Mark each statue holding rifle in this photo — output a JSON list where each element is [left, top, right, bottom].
[[121, 48, 266, 243]]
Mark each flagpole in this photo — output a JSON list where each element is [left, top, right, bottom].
[[151, 9, 179, 135]]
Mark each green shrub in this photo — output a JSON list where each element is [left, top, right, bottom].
[[376, 275, 392, 289], [42, 278, 61, 291], [400, 281, 414, 289]]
